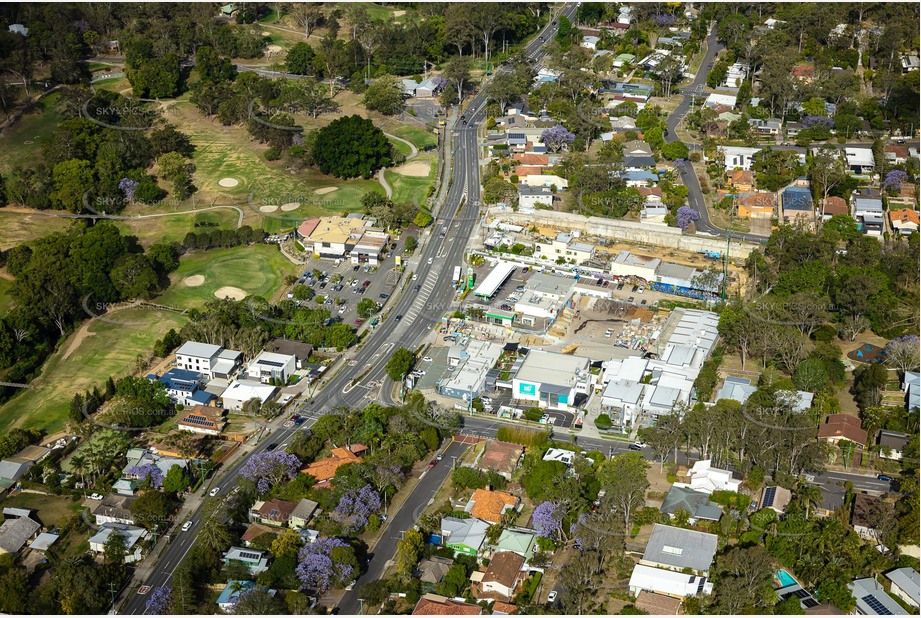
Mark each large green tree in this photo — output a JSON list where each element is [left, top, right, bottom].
[[312, 115, 392, 179]]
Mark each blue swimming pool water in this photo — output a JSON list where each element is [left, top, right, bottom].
[[863, 344, 875, 351], [776, 569, 797, 587]]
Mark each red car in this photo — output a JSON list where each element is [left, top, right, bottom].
[[428, 460, 437, 468], [354, 318, 365, 326]]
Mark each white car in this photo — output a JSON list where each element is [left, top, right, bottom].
[[412, 273, 418, 280], [481, 397, 492, 404], [633, 441, 648, 449], [427, 257, 433, 264], [89, 493, 104, 501], [413, 370, 427, 377], [422, 356, 433, 362], [209, 487, 220, 497], [181, 520, 194, 532], [547, 591, 558, 603], [338, 305, 347, 314], [604, 330, 613, 338]]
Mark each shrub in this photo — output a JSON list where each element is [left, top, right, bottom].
[[594, 414, 612, 430]]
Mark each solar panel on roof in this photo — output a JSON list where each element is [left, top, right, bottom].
[[862, 595, 894, 615], [258, 360, 285, 367], [802, 598, 820, 608], [239, 551, 262, 561], [763, 486, 777, 508], [793, 589, 811, 600]]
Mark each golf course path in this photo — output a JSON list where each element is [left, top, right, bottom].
[[377, 132, 420, 197], [377, 168, 393, 198], [4, 204, 245, 228]]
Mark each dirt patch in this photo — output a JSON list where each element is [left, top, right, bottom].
[[280, 202, 300, 211], [62, 323, 97, 361], [183, 275, 205, 287], [218, 177, 240, 188], [392, 161, 431, 177], [314, 187, 338, 195], [214, 286, 247, 300]]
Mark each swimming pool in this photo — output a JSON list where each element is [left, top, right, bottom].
[[776, 569, 797, 587]]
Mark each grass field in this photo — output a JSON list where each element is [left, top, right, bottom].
[[386, 155, 435, 206], [0, 210, 77, 251], [387, 124, 438, 150], [153, 244, 298, 309], [0, 92, 64, 173], [115, 208, 241, 247], [0, 307, 189, 435], [2, 492, 83, 528]]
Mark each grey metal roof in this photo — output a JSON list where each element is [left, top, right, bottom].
[[660, 486, 723, 521], [0, 517, 40, 554], [849, 578, 909, 615], [176, 341, 222, 358], [643, 524, 718, 572], [885, 568, 920, 605]]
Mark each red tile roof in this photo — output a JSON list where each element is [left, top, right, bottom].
[[297, 218, 320, 238], [469, 489, 518, 523], [482, 551, 525, 589], [819, 197, 849, 216], [413, 595, 482, 615], [889, 208, 919, 226], [817, 414, 867, 445], [512, 153, 549, 166]]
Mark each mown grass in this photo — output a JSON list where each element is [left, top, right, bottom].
[[388, 123, 437, 149], [0, 210, 76, 251], [0, 307, 189, 435], [385, 156, 435, 207], [114, 207, 241, 248], [0, 92, 64, 173]]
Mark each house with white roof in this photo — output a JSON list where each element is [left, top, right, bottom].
[[542, 448, 578, 467], [903, 371, 920, 413], [675, 459, 741, 495], [220, 380, 278, 411], [723, 62, 748, 88], [629, 564, 713, 599], [719, 146, 762, 171], [580, 36, 600, 50], [704, 93, 737, 110], [885, 568, 920, 609], [536, 233, 593, 264], [845, 148, 876, 175], [175, 341, 242, 380], [246, 351, 297, 384], [223, 547, 270, 574], [518, 185, 553, 210], [89, 523, 149, 563]]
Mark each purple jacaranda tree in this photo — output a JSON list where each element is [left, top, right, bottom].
[[240, 451, 301, 494], [676, 205, 700, 229], [533, 500, 564, 540], [540, 124, 576, 153], [118, 177, 139, 200], [127, 463, 163, 488], [654, 14, 677, 28], [296, 537, 354, 593], [884, 335, 920, 374], [802, 116, 833, 129], [144, 586, 171, 615], [332, 484, 382, 532], [884, 170, 909, 193]]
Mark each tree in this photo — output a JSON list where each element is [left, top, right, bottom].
[[129, 491, 174, 531], [469, 4, 510, 68], [157, 152, 195, 199], [443, 55, 473, 104], [395, 528, 424, 581], [483, 176, 517, 205], [313, 115, 392, 179], [51, 159, 94, 213], [485, 72, 525, 116], [240, 451, 301, 494], [385, 347, 415, 381], [599, 453, 649, 531], [286, 43, 316, 75], [162, 464, 191, 494], [103, 530, 128, 565], [676, 205, 699, 230], [810, 145, 847, 208], [196, 46, 235, 84], [233, 587, 287, 614], [364, 75, 404, 116], [752, 149, 801, 192], [885, 336, 920, 376], [404, 235, 418, 252], [540, 125, 576, 153], [290, 4, 325, 38], [662, 141, 689, 160], [332, 484, 381, 532], [296, 537, 356, 593]]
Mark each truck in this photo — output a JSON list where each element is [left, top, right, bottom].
[[452, 266, 461, 287], [699, 250, 721, 260]]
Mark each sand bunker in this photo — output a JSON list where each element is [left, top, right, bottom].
[[218, 177, 240, 188], [259, 205, 279, 213], [183, 275, 205, 287], [266, 44, 283, 54], [393, 161, 432, 177], [393, 10, 406, 16], [261, 31, 271, 36], [314, 187, 338, 195], [281, 202, 300, 212], [214, 286, 247, 300]]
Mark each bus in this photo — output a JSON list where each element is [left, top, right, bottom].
[[452, 266, 461, 287]]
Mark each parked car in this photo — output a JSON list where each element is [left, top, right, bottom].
[[379, 293, 389, 300], [428, 460, 437, 468], [631, 285, 638, 293], [641, 299, 647, 305], [633, 441, 647, 448], [877, 474, 894, 482], [547, 591, 558, 603], [628, 444, 642, 451], [435, 454, 444, 461], [616, 283, 624, 290], [265, 443, 278, 451], [364, 265, 371, 273], [604, 330, 613, 338], [89, 493, 104, 501], [354, 318, 365, 326], [628, 296, 635, 302], [422, 356, 433, 362]]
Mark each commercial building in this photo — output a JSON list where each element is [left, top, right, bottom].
[[175, 341, 242, 380], [296, 216, 390, 264], [511, 350, 592, 410], [473, 261, 518, 300], [610, 250, 661, 280], [437, 340, 504, 401], [514, 272, 577, 324], [536, 233, 594, 264]]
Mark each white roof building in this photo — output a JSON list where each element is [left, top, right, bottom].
[[704, 93, 737, 109], [719, 146, 762, 171], [886, 568, 920, 609], [629, 564, 713, 598], [542, 448, 577, 467], [221, 380, 278, 411], [675, 459, 741, 494], [89, 523, 149, 563]]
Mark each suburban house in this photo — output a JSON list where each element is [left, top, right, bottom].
[[153, 368, 215, 407], [749, 118, 782, 135], [520, 174, 569, 189], [848, 578, 908, 616], [241, 523, 275, 547], [634, 591, 683, 615], [476, 551, 526, 601], [609, 115, 637, 132], [580, 35, 600, 50], [301, 445, 367, 487], [613, 53, 636, 68], [88, 523, 149, 563], [723, 62, 748, 87], [815, 484, 847, 518], [716, 376, 758, 403], [177, 405, 226, 436], [623, 140, 654, 157], [412, 593, 482, 615], [885, 567, 920, 609], [785, 121, 805, 137], [518, 185, 553, 210], [476, 441, 524, 480], [0, 516, 40, 555], [223, 547, 270, 574], [817, 414, 867, 447], [876, 430, 910, 460], [720, 146, 761, 171], [901, 55, 921, 73], [851, 493, 892, 542], [781, 186, 814, 224], [853, 193, 885, 236], [735, 192, 776, 220], [220, 380, 277, 411], [174, 341, 242, 380], [93, 494, 137, 526], [624, 155, 657, 170], [758, 485, 792, 515], [889, 208, 920, 235], [491, 601, 519, 615], [289, 498, 319, 529], [264, 339, 313, 369], [818, 196, 849, 220], [441, 517, 490, 556], [494, 528, 536, 560], [629, 564, 713, 599], [622, 170, 659, 187], [246, 350, 297, 384], [417, 556, 454, 585], [704, 93, 737, 110], [465, 489, 519, 524], [0, 457, 33, 482], [675, 459, 741, 494], [641, 524, 718, 575], [844, 147, 876, 175], [903, 372, 920, 412], [250, 498, 298, 527], [536, 233, 595, 264], [659, 486, 723, 524], [726, 170, 754, 192], [884, 143, 910, 165]]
